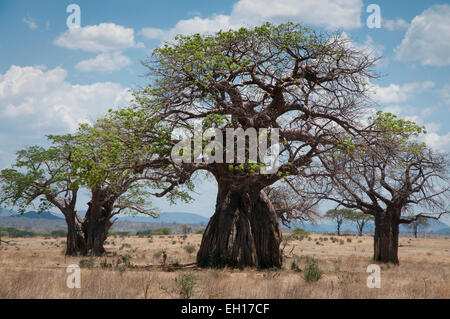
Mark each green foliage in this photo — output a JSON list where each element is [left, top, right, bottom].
[[303, 258, 323, 282], [292, 227, 310, 237], [0, 135, 77, 214], [136, 229, 153, 237], [195, 228, 205, 234], [174, 273, 198, 299], [79, 258, 95, 269], [151, 227, 172, 235]]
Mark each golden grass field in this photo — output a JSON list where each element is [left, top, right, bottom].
[[0, 233, 449, 299]]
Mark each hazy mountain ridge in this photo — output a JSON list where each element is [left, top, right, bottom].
[[1, 208, 449, 234]]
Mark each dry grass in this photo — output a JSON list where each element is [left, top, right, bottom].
[[0, 234, 448, 298]]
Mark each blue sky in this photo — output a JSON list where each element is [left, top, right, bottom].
[[0, 0, 449, 222]]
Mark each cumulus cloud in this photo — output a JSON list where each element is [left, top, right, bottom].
[[54, 23, 143, 53], [424, 131, 450, 150], [75, 52, 132, 73], [0, 65, 131, 134], [383, 18, 409, 31], [395, 5, 450, 66], [140, 0, 363, 42], [371, 81, 435, 104]]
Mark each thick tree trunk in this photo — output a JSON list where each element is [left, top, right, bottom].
[[197, 182, 282, 269], [373, 209, 400, 264], [65, 211, 87, 256], [83, 190, 114, 256]]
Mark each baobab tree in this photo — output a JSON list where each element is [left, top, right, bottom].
[[71, 110, 192, 255], [0, 135, 87, 255], [135, 22, 382, 268], [297, 114, 450, 264]]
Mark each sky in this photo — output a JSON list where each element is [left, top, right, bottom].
[[0, 0, 449, 222]]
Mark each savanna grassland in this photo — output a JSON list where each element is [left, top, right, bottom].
[[0, 233, 449, 299]]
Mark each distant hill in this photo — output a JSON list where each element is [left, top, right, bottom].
[[118, 212, 210, 225], [0, 208, 17, 217], [14, 211, 63, 220]]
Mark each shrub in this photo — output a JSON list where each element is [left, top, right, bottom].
[[175, 273, 197, 299], [183, 245, 196, 254], [100, 259, 112, 269], [79, 258, 95, 268], [152, 228, 172, 235], [136, 229, 153, 237], [346, 238, 352, 243], [195, 228, 205, 234], [292, 227, 310, 237], [303, 258, 322, 282]]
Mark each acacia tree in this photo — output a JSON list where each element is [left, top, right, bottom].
[[349, 211, 374, 236], [325, 209, 353, 235], [298, 114, 450, 264], [0, 135, 87, 255], [135, 22, 380, 268], [71, 110, 192, 255], [406, 216, 430, 238]]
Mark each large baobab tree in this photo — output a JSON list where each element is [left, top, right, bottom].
[[297, 114, 450, 264], [135, 22, 382, 268]]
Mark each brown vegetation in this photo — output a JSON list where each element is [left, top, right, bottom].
[[0, 233, 448, 298]]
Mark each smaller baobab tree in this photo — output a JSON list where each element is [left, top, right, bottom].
[[0, 135, 87, 255], [299, 112, 450, 264], [349, 211, 374, 236], [71, 109, 193, 255], [324, 209, 353, 236]]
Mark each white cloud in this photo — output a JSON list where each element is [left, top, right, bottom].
[[23, 16, 37, 30], [383, 18, 409, 31], [395, 5, 450, 66], [371, 81, 435, 104], [76, 52, 132, 73], [0, 65, 131, 133], [140, 0, 363, 41], [54, 23, 143, 53], [440, 84, 450, 106], [424, 131, 450, 150]]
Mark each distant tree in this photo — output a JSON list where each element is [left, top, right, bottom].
[[325, 209, 353, 236], [0, 135, 86, 255], [349, 211, 374, 236], [406, 216, 430, 238], [181, 224, 190, 234]]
